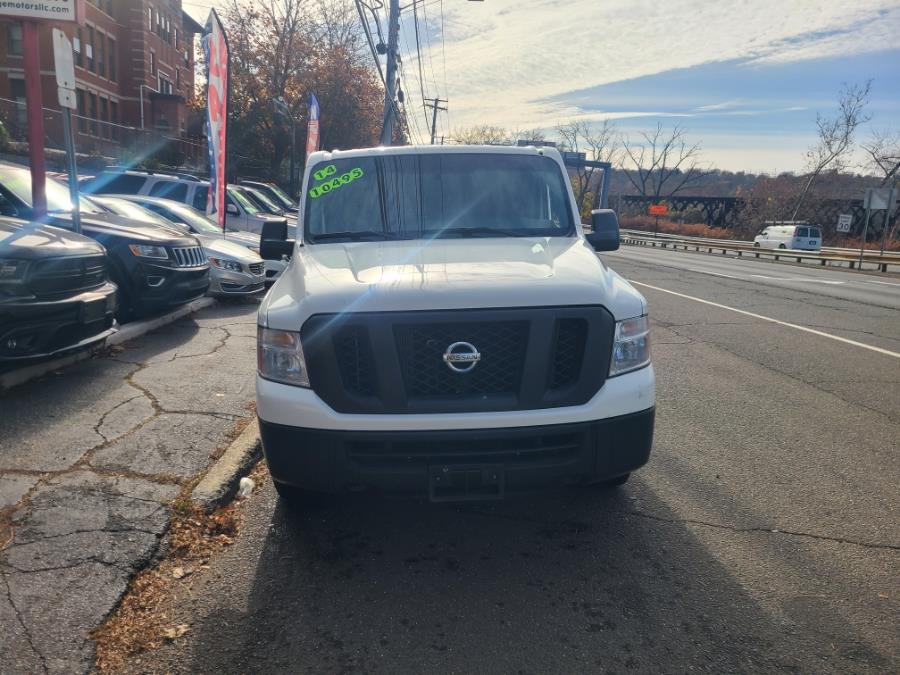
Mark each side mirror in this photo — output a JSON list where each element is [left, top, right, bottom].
[[260, 219, 295, 260], [586, 209, 620, 252], [225, 204, 240, 216]]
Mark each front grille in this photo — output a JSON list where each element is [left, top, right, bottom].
[[550, 319, 588, 389], [28, 255, 106, 298], [333, 325, 377, 396], [171, 246, 206, 267], [394, 321, 527, 397], [248, 262, 264, 275]]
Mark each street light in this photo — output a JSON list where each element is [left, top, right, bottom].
[[273, 96, 297, 198]]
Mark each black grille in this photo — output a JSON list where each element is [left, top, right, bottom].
[[248, 262, 264, 275], [550, 319, 587, 390], [333, 325, 377, 396], [394, 321, 527, 397], [28, 255, 106, 298]]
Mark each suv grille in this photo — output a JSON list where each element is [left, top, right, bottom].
[[394, 321, 527, 397], [172, 246, 205, 267], [248, 262, 264, 275], [303, 308, 613, 415], [28, 255, 106, 298]]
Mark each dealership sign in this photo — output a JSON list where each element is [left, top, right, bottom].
[[0, 0, 85, 22]]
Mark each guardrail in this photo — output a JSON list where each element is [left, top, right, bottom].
[[618, 229, 900, 273]]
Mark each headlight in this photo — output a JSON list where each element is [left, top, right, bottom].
[[258, 327, 309, 387], [128, 244, 170, 260], [209, 257, 244, 272], [0, 258, 29, 283], [609, 315, 651, 376]]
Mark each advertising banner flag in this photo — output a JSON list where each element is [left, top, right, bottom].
[[202, 10, 230, 228], [306, 93, 320, 160]]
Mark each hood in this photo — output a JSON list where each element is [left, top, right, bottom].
[[262, 237, 645, 330], [224, 230, 261, 249], [50, 212, 200, 247], [196, 234, 263, 262], [0, 218, 105, 260]]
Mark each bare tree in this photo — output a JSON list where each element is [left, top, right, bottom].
[[510, 127, 547, 144], [790, 80, 871, 219], [620, 123, 707, 199], [861, 128, 900, 185], [557, 119, 619, 215], [450, 124, 511, 145]]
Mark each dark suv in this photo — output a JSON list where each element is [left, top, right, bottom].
[[0, 163, 210, 320], [0, 217, 117, 367]]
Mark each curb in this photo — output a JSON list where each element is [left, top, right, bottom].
[[0, 297, 216, 392], [191, 419, 262, 512]]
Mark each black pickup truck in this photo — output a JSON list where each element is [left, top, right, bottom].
[[0, 163, 209, 320], [0, 218, 117, 367]]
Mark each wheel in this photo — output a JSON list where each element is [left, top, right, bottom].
[[778, 243, 786, 249], [593, 473, 630, 489], [273, 480, 325, 509]]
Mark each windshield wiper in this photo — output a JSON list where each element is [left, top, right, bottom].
[[436, 227, 533, 238], [311, 230, 397, 242]]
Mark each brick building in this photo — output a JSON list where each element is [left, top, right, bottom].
[[0, 0, 202, 154]]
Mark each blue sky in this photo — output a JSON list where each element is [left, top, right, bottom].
[[184, 0, 900, 173]]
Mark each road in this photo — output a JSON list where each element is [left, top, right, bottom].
[[120, 246, 899, 674]]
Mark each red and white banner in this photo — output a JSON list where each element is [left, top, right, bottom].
[[202, 9, 229, 228]]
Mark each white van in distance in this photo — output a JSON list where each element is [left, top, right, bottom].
[[256, 145, 656, 505], [754, 223, 822, 251]]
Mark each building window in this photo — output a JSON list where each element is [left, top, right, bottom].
[[86, 26, 94, 72], [76, 89, 86, 132], [175, 67, 180, 92], [74, 29, 83, 68], [7, 24, 23, 57], [108, 36, 116, 82], [100, 98, 108, 138], [160, 78, 173, 95], [149, 51, 156, 78], [148, 7, 153, 30], [88, 93, 97, 136], [110, 100, 118, 140], [96, 31, 105, 78], [10, 79, 26, 129]]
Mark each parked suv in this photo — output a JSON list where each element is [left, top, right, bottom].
[[0, 163, 209, 320], [257, 146, 655, 504], [237, 179, 297, 212], [83, 170, 292, 237], [0, 217, 116, 367]]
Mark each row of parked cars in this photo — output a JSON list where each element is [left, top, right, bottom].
[[0, 162, 297, 370]]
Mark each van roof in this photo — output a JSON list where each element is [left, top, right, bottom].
[[308, 144, 563, 163]]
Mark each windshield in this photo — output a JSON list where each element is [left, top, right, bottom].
[[260, 183, 295, 209], [2, 167, 103, 214], [158, 202, 225, 234], [244, 187, 283, 214], [95, 198, 172, 225], [228, 187, 261, 215], [304, 153, 574, 243]]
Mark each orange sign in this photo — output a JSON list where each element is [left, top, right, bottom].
[[648, 204, 668, 216]]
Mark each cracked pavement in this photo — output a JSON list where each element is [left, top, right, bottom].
[[114, 250, 898, 674], [0, 300, 259, 674]]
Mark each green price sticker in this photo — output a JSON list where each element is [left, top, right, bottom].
[[309, 167, 364, 199]]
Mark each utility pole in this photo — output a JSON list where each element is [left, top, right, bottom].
[[380, 0, 400, 146], [425, 97, 448, 145]]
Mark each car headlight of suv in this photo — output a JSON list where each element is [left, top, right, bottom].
[[257, 327, 309, 387], [0, 258, 29, 297], [209, 257, 244, 273], [609, 315, 651, 376], [128, 244, 170, 260]]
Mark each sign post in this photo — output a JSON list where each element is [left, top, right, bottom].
[[0, 1, 85, 222], [648, 203, 668, 238], [860, 187, 898, 267], [53, 28, 80, 234]]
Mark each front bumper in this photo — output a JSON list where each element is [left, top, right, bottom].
[[0, 283, 117, 363], [208, 267, 266, 296], [260, 408, 655, 496], [128, 261, 210, 313]]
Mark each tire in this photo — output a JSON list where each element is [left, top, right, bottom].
[[273, 480, 325, 509], [592, 473, 631, 489]]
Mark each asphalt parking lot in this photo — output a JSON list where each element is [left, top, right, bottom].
[[108, 247, 899, 674], [0, 300, 260, 674]]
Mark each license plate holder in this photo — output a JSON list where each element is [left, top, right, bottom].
[[428, 463, 505, 502], [80, 298, 106, 323]]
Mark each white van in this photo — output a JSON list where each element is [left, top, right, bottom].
[[256, 145, 656, 505], [754, 224, 822, 251]]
